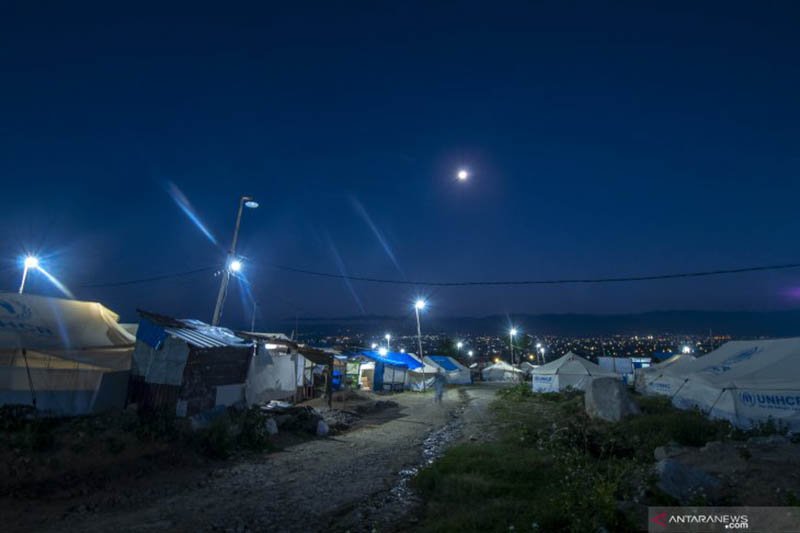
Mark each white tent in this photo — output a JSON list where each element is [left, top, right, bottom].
[[0, 293, 135, 415], [481, 360, 524, 382], [406, 360, 440, 391], [531, 352, 618, 392], [424, 355, 471, 385], [634, 353, 695, 394], [641, 338, 800, 430]]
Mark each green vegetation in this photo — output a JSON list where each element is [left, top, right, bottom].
[[414, 385, 750, 532]]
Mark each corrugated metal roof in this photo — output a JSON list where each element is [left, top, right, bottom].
[[137, 310, 252, 349]]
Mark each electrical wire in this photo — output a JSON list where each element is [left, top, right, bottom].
[[68, 261, 800, 290], [265, 261, 800, 286]]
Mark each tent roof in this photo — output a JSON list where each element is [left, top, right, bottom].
[[532, 351, 616, 377], [358, 349, 423, 370], [0, 293, 134, 350], [483, 360, 523, 372], [426, 355, 466, 372], [661, 338, 800, 389]]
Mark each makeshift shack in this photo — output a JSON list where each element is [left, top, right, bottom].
[[0, 293, 135, 416], [424, 355, 471, 384], [481, 360, 524, 382], [531, 352, 618, 392], [128, 311, 253, 417]]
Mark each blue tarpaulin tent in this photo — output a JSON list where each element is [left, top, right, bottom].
[[359, 350, 424, 369], [424, 355, 472, 384], [355, 350, 422, 391]]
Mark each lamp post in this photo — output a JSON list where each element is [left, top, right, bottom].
[[509, 328, 518, 365], [212, 196, 258, 326], [18, 256, 39, 294], [414, 299, 427, 390], [385, 333, 391, 351]]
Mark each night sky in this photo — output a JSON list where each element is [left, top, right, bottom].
[[1, 2, 799, 327]]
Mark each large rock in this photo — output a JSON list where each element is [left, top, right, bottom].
[[584, 377, 640, 422], [656, 458, 723, 504]]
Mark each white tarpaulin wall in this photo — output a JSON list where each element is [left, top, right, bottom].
[[482, 360, 524, 382], [0, 293, 135, 415], [530, 352, 618, 392], [640, 338, 800, 430], [406, 361, 440, 391], [244, 344, 303, 404]]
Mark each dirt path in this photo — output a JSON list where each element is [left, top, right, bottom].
[[14, 384, 500, 533]]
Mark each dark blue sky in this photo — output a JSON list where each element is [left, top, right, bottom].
[[2, 1, 799, 326]]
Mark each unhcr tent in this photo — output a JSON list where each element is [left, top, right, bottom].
[[0, 293, 135, 415], [634, 353, 695, 393], [424, 355, 471, 385], [531, 352, 618, 392], [481, 360, 524, 382], [642, 338, 800, 430]]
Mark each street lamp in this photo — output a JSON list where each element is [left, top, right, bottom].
[[212, 196, 258, 326], [18, 255, 40, 294], [509, 328, 518, 365], [414, 299, 427, 389], [456, 341, 464, 356], [371, 343, 378, 350], [457, 169, 469, 181], [468, 350, 474, 357], [385, 333, 391, 351]]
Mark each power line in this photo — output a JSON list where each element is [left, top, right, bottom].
[[76, 266, 217, 288], [265, 261, 800, 287], [68, 260, 800, 290]]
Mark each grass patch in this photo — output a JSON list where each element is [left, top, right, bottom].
[[414, 385, 758, 532]]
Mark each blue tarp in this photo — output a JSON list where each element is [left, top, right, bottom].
[[359, 350, 423, 370], [428, 355, 460, 372]]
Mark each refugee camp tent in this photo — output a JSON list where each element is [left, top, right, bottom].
[[128, 311, 254, 417], [520, 361, 539, 377], [481, 360, 524, 382], [424, 355, 471, 384], [357, 350, 422, 391], [530, 352, 618, 392], [634, 353, 695, 393], [0, 293, 135, 415], [406, 359, 440, 391], [640, 338, 800, 430]]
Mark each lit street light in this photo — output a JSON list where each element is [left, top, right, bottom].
[[371, 343, 378, 350], [414, 299, 427, 389], [456, 341, 464, 357], [509, 328, 518, 365], [457, 169, 469, 181], [18, 255, 40, 294], [378, 347, 388, 356], [212, 195, 258, 326], [385, 333, 391, 351], [468, 350, 474, 357]]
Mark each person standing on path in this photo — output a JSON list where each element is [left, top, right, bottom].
[[434, 371, 445, 404]]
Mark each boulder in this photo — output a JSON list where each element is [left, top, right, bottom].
[[264, 417, 279, 436], [584, 377, 640, 422], [654, 442, 687, 461], [656, 458, 722, 504]]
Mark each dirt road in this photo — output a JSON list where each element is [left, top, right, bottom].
[[14, 384, 501, 533]]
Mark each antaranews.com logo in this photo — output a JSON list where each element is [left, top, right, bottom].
[[649, 507, 800, 532]]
